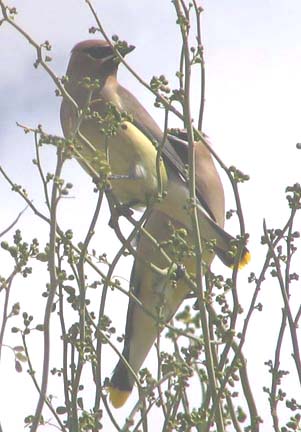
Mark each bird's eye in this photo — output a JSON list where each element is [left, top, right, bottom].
[[83, 46, 114, 59]]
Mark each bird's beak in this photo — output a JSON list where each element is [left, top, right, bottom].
[[120, 44, 136, 57]]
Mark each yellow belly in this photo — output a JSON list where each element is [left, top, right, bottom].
[[70, 117, 168, 206]]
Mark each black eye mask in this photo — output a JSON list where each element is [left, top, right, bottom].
[[83, 45, 113, 59]]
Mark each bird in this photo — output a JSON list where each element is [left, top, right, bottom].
[[109, 133, 251, 408], [60, 40, 250, 407]]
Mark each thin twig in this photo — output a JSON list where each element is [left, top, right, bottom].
[[94, 201, 152, 411], [0, 270, 18, 359], [57, 273, 71, 421], [173, 1, 225, 430], [192, 0, 205, 131], [263, 219, 301, 384], [0, 2, 78, 111], [0, 206, 28, 238], [270, 308, 286, 432], [22, 333, 67, 432], [71, 190, 104, 431], [30, 149, 64, 432]]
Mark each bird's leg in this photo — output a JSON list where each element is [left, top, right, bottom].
[[105, 187, 133, 229], [117, 205, 134, 219], [107, 173, 137, 220], [173, 264, 197, 301], [168, 263, 198, 303], [174, 263, 186, 281], [173, 264, 199, 302], [109, 203, 134, 228]]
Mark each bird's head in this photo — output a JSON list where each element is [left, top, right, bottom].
[[66, 39, 135, 82]]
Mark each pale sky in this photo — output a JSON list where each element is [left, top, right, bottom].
[[1, 1, 301, 430]]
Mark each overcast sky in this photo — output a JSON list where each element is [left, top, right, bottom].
[[1, 1, 301, 430]]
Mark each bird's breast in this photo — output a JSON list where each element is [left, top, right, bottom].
[[61, 103, 168, 207]]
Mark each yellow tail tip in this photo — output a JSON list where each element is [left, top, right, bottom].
[[108, 386, 131, 408], [239, 251, 251, 269]]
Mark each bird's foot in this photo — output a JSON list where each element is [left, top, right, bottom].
[[108, 204, 133, 229], [117, 204, 134, 218], [174, 264, 186, 281]]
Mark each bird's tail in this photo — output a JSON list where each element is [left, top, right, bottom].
[[108, 260, 144, 409], [109, 356, 133, 408]]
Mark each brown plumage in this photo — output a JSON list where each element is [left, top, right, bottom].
[[60, 40, 250, 408]]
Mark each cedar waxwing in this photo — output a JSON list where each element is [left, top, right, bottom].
[[109, 135, 250, 408], [60, 40, 250, 407]]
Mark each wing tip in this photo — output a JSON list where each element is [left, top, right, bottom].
[[108, 386, 131, 408]]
